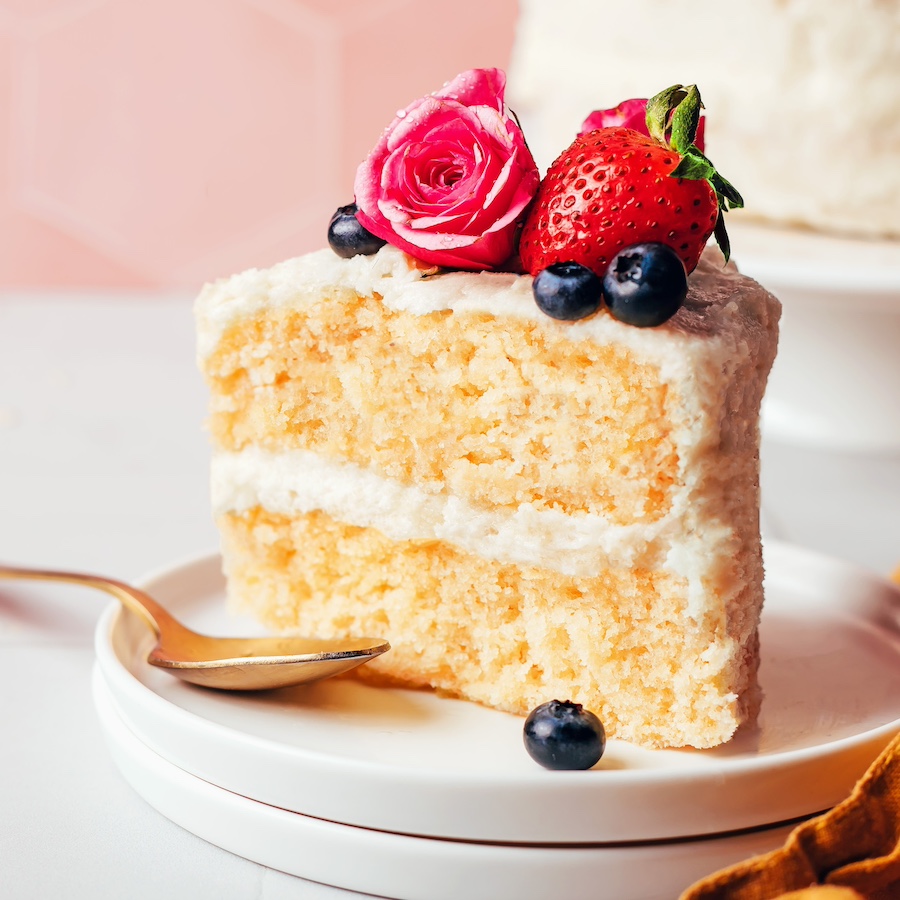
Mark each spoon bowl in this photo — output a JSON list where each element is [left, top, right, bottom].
[[0, 564, 389, 690]]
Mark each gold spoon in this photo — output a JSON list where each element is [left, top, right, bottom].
[[0, 564, 389, 690]]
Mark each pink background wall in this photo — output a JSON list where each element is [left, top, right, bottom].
[[0, 0, 519, 289]]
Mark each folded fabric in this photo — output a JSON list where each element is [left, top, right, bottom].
[[680, 731, 900, 899], [777, 890, 862, 899]]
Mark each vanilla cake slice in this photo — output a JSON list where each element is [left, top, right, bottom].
[[196, 243, 779, 749]]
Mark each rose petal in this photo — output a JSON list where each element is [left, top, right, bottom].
[[387, 219, 480, 250], [385, 142, 477, 214], [470, 104, 514, 145], [580, 98, 648, 135], [385, 96, 451, 151], [434, 68, 506, 112]]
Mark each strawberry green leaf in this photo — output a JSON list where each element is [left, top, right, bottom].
[[671, 148, 716, 181], [713, 211, 732, 263], [711, 172, 744, 210], [669, 85, 703, 155], [645, 85, 686, 144]]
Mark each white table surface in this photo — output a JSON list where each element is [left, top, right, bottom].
[[1, 294, 898, 899]]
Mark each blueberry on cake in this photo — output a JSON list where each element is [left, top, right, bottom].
[[196, 73, 780, 749]]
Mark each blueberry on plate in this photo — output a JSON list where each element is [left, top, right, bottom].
[[327, 203, 386, 258], [602, 242, 688, 327], [523, 699, 606, 770], [532, 262, 603, 321]]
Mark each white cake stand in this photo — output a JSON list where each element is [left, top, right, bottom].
[[731, 221, 900, 453]]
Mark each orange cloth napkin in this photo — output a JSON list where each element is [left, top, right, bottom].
[[680, 731, 900, 899], [776, 891, 862, 899]]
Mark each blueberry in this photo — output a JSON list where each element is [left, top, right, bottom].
[[532, 263, 603, 321], [523, 700, 606, 770], [602, 243, 687, 327], [327, 203, 386, 258]]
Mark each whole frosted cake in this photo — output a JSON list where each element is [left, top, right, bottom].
[[509, 0, 900, 240], [196, 71, 781, 750]]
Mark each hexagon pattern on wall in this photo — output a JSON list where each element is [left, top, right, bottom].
[[0, 0, 518, 287]]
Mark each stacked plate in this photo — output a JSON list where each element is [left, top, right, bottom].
[[93, 543, 900, 900]]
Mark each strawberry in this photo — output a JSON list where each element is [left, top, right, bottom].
[[519, 85, 742, 277]]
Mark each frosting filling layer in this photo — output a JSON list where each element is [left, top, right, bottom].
[[211, 447, 731, 590]]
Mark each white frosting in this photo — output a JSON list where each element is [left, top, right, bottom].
[[509, 0, 900, 239], [196, 243, 760, 386], [211, 447, 697, 578]]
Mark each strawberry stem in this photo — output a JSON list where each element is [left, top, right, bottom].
[[645, 85, 686, 145], [670, 85, 702, 154]]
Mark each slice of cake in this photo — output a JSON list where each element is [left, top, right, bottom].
[[196, 243, 779, 749], [196, 71, 780, 749]]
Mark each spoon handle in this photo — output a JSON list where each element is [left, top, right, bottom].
[[0, 565, 178, 637]]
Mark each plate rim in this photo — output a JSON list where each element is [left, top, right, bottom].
[[93, 540, 900, 843], [93, 671, 803, 900]]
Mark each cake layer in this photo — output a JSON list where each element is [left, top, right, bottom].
[[204, 293, 676, 523], [218, 506, 759, 749], [199, 246, 777, 528]]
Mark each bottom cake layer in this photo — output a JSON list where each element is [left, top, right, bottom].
[[218, 507, 760, 749]]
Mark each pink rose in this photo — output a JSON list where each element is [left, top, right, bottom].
[[580, 98, 650, 135], [579, 98, 706, 151], [354, 68, 540, 271]]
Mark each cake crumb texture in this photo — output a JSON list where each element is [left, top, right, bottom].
[[220, 507, 757, 749], [205, 296, 679, 524]]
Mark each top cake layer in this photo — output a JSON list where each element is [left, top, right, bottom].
[[509, 0, 900, 239], [197, 244, 773, 371]]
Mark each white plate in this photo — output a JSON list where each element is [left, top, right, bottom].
[[728, 222, 900, 451], [94, 672, 801, 900], [93, 541, 900, 844]]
